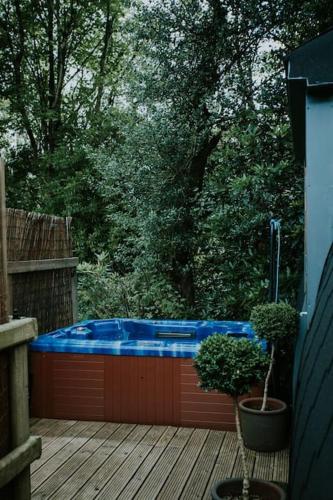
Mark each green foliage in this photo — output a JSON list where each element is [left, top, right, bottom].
[[0, 0, 129, 260], [3, 0, 332, 321], [96, 0, 305, 319], [194, 109, 303, 319], [77, 254, 187, 320], [194, 335, 269, 397], [250, 302, 299, 344]]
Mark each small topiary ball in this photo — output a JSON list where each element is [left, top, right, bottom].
[[250, 302, 298, 344], [194, 335, 269, 398]]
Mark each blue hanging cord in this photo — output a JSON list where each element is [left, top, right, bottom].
[[270, 219, 281, 303]]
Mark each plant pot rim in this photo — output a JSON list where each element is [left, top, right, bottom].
[[239, 397, 288, 415], [211, 477, 287, 499]]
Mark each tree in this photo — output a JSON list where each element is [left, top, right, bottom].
[[110, 0, 288, 316], [0, 0, 128, 259], [99, 0, 305, 318]]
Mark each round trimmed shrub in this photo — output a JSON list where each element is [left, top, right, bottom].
[[250, 302, 298, 344], [194, 335, 269, 397]]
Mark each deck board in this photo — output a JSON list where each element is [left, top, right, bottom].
[[31, 420, 96, 474], [30, 418, 289, 499], [96, 426, 167, 499], [181, 430, 225, 500], [117, 426, 178, 500], [41, 422, 120, 499], [133, 427, 193, 500], [158, 428, 209, 499], [72, 424, 150, 499], [32, 421, 105, 492]]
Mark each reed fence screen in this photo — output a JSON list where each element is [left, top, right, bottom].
[[6, 209, 77, 333]]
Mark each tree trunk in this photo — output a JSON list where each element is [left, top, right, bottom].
[[234, 397, 250, 500], [261, 342, 275, 411], [95, 0, 113, 113], [170, 131, 221, 311]]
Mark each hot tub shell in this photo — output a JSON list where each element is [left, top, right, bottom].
[[30, 319, 262, 430]]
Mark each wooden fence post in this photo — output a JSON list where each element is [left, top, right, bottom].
[[10, 344, 31, 499], [0, 159, 9, 322]]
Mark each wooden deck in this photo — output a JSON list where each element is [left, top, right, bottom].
[[30, 418, 289, 499]]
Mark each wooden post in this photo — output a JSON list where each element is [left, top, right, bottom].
[[10, 343, 31, 499], [0, 159, 9, 323], [71, 268, 78, 323]]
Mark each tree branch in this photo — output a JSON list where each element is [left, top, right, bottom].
[[11, 0, 38, 155], [95, 1, 114, 113]]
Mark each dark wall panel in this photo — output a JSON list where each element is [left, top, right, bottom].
[[290, 242, 333, 500]]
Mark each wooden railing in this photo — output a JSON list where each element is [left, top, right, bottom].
[[0, 319, 41, 498], [0, 161, 41, 498]]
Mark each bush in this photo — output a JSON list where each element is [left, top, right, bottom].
[[250, 302, 298, 344], [77, 253, 187, 320], [194, 335, 269, 397]]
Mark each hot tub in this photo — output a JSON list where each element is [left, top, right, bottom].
[[30, 319, 262, 430]]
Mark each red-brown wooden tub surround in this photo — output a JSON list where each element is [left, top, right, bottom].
[[30, 352, 261, 431]]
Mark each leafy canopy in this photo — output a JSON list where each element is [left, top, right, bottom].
[[3, 0, 333, 320]]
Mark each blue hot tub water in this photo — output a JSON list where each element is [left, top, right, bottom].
[[30, 319, 262, 358]]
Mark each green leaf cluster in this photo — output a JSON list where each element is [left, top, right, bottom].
[[194, 335, 269, 397], [250, 302, 299, 344]]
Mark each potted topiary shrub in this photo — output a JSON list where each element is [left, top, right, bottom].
[[239, 302, 299, 452], [194, 334, 286, 500]]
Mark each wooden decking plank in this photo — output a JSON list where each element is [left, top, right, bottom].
[[35, 419, 77, 451], [158, 428, 209, 500], [48, 423, 132, 500], [203, 431, 239, 499], [116, 426, 178, 500], [133, 427, 194, 500], [253, 451, 276, 481], [31, 420, 93, 473], [96, 425, 168, 500], [231, 446, 256, 478], [273, 448, 289, 483], [38, 422, 121, 499], [72, 424, 150, 500], [29, 418, 64, 437], [30, 418, 40, 426], [31, 420, 105, 492], [29, 419, 289, 500], [181, 430, 226, 500]]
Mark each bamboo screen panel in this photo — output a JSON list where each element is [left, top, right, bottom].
[[7, 209, 74, 333], [7, 209, 72, 260]]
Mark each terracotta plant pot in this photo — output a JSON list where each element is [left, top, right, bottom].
[[211, 478, 286, 500], [239, 397, 289, 452]]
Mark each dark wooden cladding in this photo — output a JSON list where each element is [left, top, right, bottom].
[[30, 352, 260, 431], [179, 360, 261, 431], [104, 356, 180, 425], [30, 353, 104, 420], [290, 242, 333, 500]]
